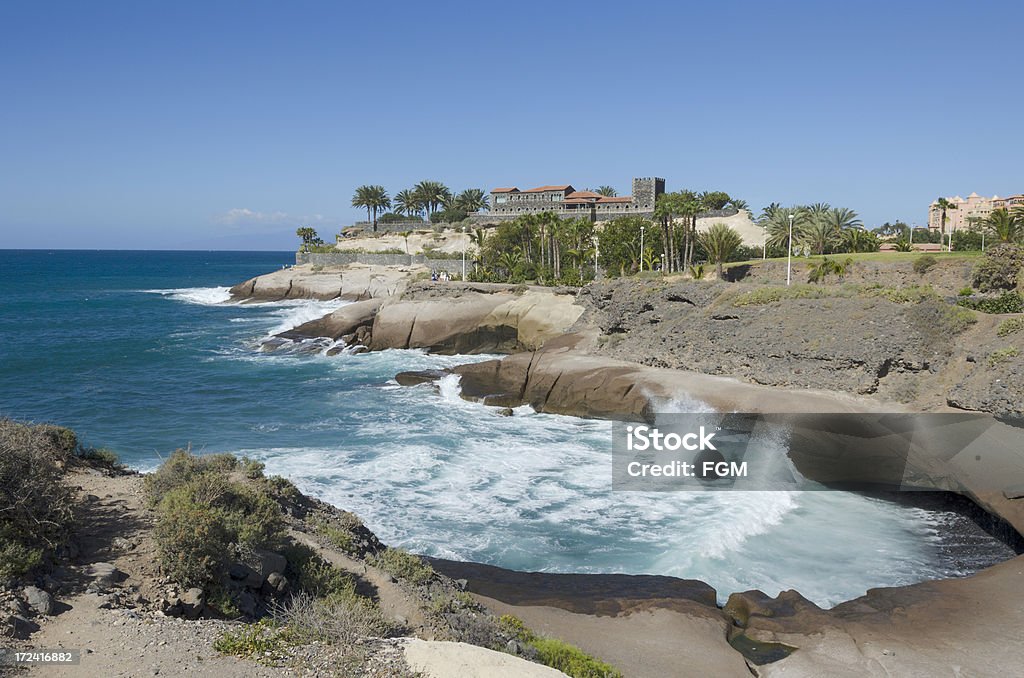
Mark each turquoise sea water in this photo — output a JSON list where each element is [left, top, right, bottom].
[[0, 249, 1013, 606]]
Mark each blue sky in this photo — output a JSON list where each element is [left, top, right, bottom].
[[1, 0, 1021, 250]]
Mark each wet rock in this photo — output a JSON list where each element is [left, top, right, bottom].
[[394, 369, 448, 387]]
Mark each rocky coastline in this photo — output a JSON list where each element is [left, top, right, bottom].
[[221, 259, 1024, 675]]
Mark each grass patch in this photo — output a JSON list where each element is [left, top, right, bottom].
[[498, 614, 622, 678], [997, 317, 1024, 337], [731, 285, 847, 306], [213, 619, 294, 664], [370, 547, 435, 585], [274, 588, 397, 644], [725, 251, 982, 268], [987, 347, 1020, 367]]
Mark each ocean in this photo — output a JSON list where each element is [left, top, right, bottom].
[[0, 249, 1013, 607]]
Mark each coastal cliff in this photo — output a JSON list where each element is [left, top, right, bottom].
[[223, 258, 1024, 676]]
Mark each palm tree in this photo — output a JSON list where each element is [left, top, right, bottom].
[[935, 197, 958, 251], [595, 186, 617, 197], [728, 198, 749, 212], [352, 185, 391, 232], [498, 249, 521, 282], [400, 230, 413, 254], [801, 218, 840, 255], [986, 208, 1022, 244], [413, 181, 452, 217], [455, 188, 489, 213], [393, 189, 418, 217], [825, 207, 862, 231], [840, 227, 878, 253], [698, 223, 743, 279]]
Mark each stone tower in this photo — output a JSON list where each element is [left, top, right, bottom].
[[632, 177, 666, 209]]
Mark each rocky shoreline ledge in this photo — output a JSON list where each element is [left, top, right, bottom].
[[233, 259, 1024, 676]]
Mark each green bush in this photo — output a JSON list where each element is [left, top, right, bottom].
[[972, 244, 1024, 291], [370, 547, 435, 585], [958, 286, 974, 296], [530, 638, 622, 678], [148, 450, 285, 587], [912, 255, 938, 274], [997, 317, 1024, 337], [0, 420, 77, 579], [957, 292, 1024, 314], [281, 542, 354, 598], [498, 614, 622, 678]]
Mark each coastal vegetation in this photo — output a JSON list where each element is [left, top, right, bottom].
[[0, 420, 123, 580], [469, 212, 598, 285]]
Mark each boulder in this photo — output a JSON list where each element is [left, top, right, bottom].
[[179, 588, 204, 620], [235, 591, 257, 618], [264, 572, 288, 594], [253, 550, 287, 581], [394, 369, 448, 387], [22, 586, 56, 616], [85, 562, 124, 590], [277, 299, 383, 341]]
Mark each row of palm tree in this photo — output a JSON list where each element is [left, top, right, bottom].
[[759, 203, 870, 255], [652, 190, 748, 273], [352, 182, 490, 231]]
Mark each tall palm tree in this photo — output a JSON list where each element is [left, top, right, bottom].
[[986, 208, 1022, 244], [413, 181, 452, 216], [393, 189, 418, 217], [935, 197, 958, 251], [595, 186, 617, 197], [455, 188, 489, 213], [352, 185, 391, 232], [698, 223, 743, 279]]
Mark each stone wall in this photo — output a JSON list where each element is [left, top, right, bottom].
[[295, 251, 465, 274]]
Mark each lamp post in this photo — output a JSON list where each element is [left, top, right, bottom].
[[762, 222, 767, 260], [640, 225, 646, 271], [592, 235, 599, 278], [462, 238, 466, 281], [786, 214, 794, 286]]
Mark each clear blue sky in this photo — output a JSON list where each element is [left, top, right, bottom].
[[2, 0, 1021, 250]]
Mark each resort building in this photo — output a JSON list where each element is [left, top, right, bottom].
[[490, 177, 665, 221], [928, 193, 1024, 232]]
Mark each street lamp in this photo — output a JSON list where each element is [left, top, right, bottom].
[[592, 235, 599, 277], [640, 225, 646, 271], [462, 237, 467, 281], [786, 214, 794, 286]]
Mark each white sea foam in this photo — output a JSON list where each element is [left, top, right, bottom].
[[145, 286, 233, 305]]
